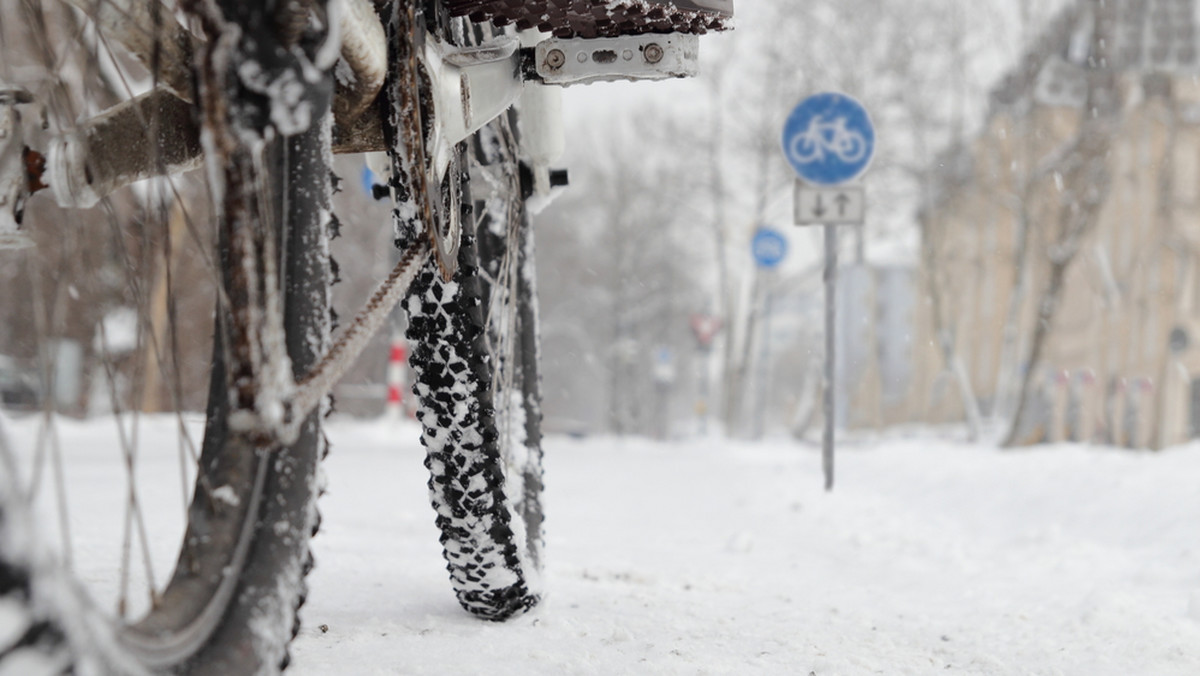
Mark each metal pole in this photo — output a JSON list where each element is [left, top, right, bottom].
[[753, 272, 774, 439], [823, 223, 837, 491], [698, 346, 710, 435]]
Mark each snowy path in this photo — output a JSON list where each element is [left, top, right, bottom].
[[290, 423, 1200, 675]]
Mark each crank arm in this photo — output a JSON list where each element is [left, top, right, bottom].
[[424, 36, 526, 180]]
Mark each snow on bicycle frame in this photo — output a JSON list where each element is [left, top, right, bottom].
[[0, 2, 720, 217]]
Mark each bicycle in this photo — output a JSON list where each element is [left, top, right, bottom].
[[787, 113, 868, 166], [0, 0, 732, 673]]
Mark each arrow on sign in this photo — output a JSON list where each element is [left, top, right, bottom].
[[835, 192, 851, 217], [794, 185, 865, 225]]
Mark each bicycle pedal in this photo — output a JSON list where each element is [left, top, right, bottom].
[[446, 1, 733, 39]]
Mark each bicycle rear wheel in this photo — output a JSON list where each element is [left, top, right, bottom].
[[401, 134, 546, 620], [0, 1, 335, 673], [385, 3, 546, 618]]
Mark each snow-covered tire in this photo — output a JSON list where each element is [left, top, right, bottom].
[[174, 122, 333, 676], [384, 3, 546, 621], [473, 177, 546, 577], [405, 214, 545, 620]]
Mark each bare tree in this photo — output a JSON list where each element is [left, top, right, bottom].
[[989, 3, 1086, 426], [534, 0, 1038, 438], [906, 3, 990, 440], [1003, 0, 1120, 447], [536, 111, 707, 436]]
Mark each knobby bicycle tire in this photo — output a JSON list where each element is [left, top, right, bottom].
[[404, 223, 545, 620], [131, 5, 337, 672], [402, 188, 546, 620], [387, 5, 546, 618], [172, 122, 333, 676], [0, 2, 336, 674]]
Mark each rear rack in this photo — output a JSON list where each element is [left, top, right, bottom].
[[445, 0, 734, 39]]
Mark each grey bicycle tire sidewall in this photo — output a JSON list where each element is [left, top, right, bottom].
[[179, 120, 333, 675], [160, 6, 334, 673], [513, 217, 546, 567]]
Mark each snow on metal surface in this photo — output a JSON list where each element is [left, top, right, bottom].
[[445, 0, 732, 39]]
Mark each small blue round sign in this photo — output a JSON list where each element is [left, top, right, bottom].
[[752, 227, 787, 269], [782, 93, 875, 186]]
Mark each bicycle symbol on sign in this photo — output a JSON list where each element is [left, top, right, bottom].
[[786, 114, 868, 166]]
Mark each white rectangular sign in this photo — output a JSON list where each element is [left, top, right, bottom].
[[794, 185, 865, 225]]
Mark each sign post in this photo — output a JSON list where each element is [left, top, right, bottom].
[[690, 313, 722, 435], [781, 92, 875, 491], [750, 226, 786, 440], [653, 346, 676, 440]]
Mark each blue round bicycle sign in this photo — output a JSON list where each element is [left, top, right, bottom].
[[752, 227, 787, 269], [782, 92, 875, 186]]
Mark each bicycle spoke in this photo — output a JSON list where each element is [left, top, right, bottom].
[[62, 0, 194, 97], [93, 320, 156, 617], [27, 259, 75, 569], [88, 1, 220, 517], [1, 1, 345, 669], [480, 116, 525, 456], [4, 0, 218, 618]]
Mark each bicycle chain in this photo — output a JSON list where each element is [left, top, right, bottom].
[[387, 1, 455, 279]]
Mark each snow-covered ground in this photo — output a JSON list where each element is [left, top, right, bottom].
[[291, 421, 1200, 675], [4, 416, 1200, 674]]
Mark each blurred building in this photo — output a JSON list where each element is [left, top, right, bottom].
[[916, 0, 1200, 448]]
